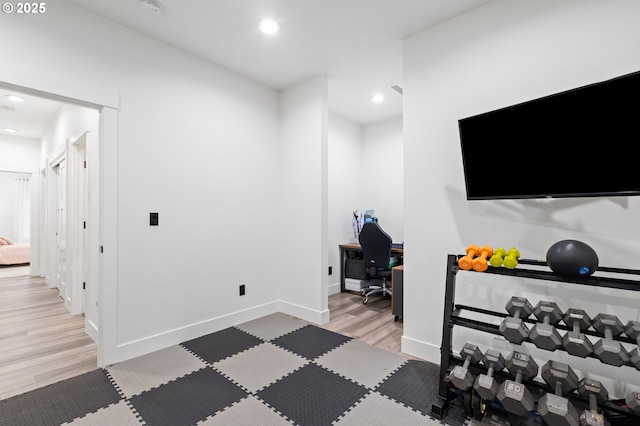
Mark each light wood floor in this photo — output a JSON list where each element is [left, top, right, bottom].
[[0, 274, 406, 400], [0, 274, 97, 400], [322, 291, 411, 358]]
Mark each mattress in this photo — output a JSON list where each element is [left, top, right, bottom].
[[0, 242, 30, 265]]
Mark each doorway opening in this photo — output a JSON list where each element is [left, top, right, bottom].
[[0, 78, 116, 373]]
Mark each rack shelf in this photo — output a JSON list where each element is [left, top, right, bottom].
[[430, 254, 640, 425]]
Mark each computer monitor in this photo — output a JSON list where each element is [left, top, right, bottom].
[[352, 209, 375, 238]]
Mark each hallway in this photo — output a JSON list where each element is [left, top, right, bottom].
[[0, 273, 97, 400]]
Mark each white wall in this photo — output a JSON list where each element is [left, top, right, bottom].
[[41, 104, 99, 166], [1, 1, 286, 365], [362, 117, 403, 243], [0, 171, 31, 238], [278, 76, 329, 323], [37, 104, 100, 329], [0, 134, 40, 173], [328, 113, 362, 291], [0, 135, 39, 240], [403, 0, 640, 398], [327, 114, 403, 292]]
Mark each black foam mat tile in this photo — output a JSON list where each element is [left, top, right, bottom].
[[129, 367, 247, 426], [1, 316, 469, 426], [271, 325, 352, 359], [181, 326, 264, 363], [257, 363, 368, 426], [377, 359, 467, 425], [0, 369, 121, 426]]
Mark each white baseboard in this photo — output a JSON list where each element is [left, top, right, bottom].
[[103, 301, 282, 366], [85, 319, 99, 344], [401, 335, 440, 364], [328, 282, 340, 295], [279, 300, 330, 325], [102, 299, 332, 367]]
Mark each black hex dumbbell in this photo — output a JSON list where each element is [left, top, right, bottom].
[[530, 301, 563, 351], [563, 308, 594, 358], [496, 351, 538, 417], [626, 391, 640, 415], [592, 314, 630, 367], [473, 349, 505, 401], [499, 297, 533, 344], [449, 343, 483, 391], [577, 378, 610, 426], [538, 360, 580, 426], [624, 321, 640, 370]]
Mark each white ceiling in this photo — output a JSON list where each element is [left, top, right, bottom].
[[1, 0, 493, 139], [0, 89, 62, 140]]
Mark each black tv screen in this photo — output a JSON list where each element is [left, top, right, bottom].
[[459, 70, 640, 200]]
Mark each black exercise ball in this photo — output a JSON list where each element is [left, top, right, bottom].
[[546, 240, 598, 277]]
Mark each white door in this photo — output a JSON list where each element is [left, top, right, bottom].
[[56, 159, 67, 301]]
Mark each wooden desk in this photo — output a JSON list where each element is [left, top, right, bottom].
[[338, 243, 404, 293]]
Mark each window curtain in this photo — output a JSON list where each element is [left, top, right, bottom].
[[13, 177, 30, 242]]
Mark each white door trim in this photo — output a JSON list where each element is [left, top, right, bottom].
[[0, 76, 119, 368]]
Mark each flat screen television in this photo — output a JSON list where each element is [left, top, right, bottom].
[[458, 70, 640, 200]]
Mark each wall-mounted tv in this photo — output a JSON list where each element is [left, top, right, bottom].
[[459, 70, 640, 200]]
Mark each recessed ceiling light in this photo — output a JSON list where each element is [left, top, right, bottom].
[[6, 95, 24, 102], [259, 18, 279, 35], [3, 128, 18, 133], [371, 94, 385, 103], [140, 0, 161, 14]]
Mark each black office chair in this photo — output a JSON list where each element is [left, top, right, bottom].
[[358, 222, 393, 304]]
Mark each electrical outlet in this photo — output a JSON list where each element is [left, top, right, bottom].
[[239, 284, 245, 296]]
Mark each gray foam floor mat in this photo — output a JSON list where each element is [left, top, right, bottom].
[[1, 313, 468, 426]]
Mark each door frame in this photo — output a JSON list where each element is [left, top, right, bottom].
[[0, 71, 119, 368], [48, 149, 65, 294], [67, 133, 88, 316]]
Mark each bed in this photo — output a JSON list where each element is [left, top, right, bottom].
[[0, 237, 30, 265]]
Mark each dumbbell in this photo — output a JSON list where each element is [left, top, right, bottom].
[[538, 360, 580, 426], [499, 297, 533, 344], [459, 245, 480, 270], [592, 314, 630, 367], [626, 391, 640, 414], [624, 321, 640, 370], [563, 308, 594, 358], [490, 247, 507, 268], [577, 378, 610, 426], [496, 351, 538, 417], [473, 349, 505, 401], [449, 343, 483, 391], [530, 301, 563, 351], [503, 247, 520, 269], [472, 246, 493, 272]]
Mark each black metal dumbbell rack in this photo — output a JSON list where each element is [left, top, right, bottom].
[[430, 254, 640, 425]]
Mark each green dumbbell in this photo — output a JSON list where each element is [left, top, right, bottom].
[[503, 247, 520, 269], [490, 247, 507, 268]]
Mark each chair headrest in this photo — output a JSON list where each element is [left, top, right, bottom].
[[359, 222, 392, 268]]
